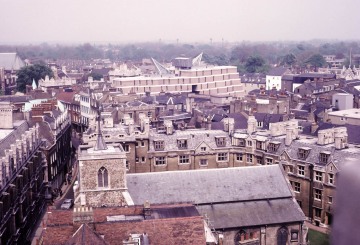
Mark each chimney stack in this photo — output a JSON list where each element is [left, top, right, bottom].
[[247, 116, 257, 134]]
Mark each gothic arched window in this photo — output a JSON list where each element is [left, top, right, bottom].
[[277, 226, 288, 245], [234, 229, 247, 243], [98, 167, 108, 188]]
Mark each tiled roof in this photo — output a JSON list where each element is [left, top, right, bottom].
[[56, 91, 77, 103], [65, 224, 108, 245], [43, 204, 206, 245]]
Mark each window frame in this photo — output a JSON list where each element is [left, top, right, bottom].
[[314, 188, 322, 201], [155, 156, 166, 166], [178, 155, 190, 164], [97, 167, 109, 188], [315, 171, 323, 182], [298, 165, 305, 176], [217, 152, 228, 162]]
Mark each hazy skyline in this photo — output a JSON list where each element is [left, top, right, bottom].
[[1, 0, 360, 44]]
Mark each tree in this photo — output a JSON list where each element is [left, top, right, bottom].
[[280, 53, 296, 66], [245, 55, 268, 73], [16, 64, 53, 93], [305, 54, 327, 71], [87, 72, 103, 81]]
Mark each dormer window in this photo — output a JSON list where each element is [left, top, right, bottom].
[[247, 140, 252, 147], [177, 139, 188, 149], [216, 137, 226, 147], [267, 142, 280, 152], [319, 152, 330, 164], [154, 140, 165, 151], [298, 147, 310, 160], [256, 141, 264, 150], [238, 139, 245, 147]]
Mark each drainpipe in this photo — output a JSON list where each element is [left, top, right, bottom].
[[309, 164, 314, 222]]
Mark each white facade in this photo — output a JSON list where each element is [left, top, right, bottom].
[[111, 66, 244, 98], [332, 93, 353, 111], [266, 75, 282, 90]]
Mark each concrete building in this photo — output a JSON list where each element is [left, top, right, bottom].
[[111, 54, 244, 97], [332, 93, 353, 110]]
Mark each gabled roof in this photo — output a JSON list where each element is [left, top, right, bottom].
[[0, 53, 25, 70], [267, 67, 290, 76], [66, 223, 108, 245]]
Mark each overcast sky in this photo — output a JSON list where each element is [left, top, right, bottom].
[[1, 0, 359, 44]]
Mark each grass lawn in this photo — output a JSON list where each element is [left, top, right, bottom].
[[308, 229, 330, 245]]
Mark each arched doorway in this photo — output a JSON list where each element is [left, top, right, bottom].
[[277, 227, 288, 245]]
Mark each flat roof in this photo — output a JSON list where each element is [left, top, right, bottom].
[[328, 108, 360, 119]]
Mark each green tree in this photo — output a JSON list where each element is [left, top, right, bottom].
[[305, 54, 327, 71], [16, 64, 53, 93], [87, 72, 103, 81], [280, 53, 296, 66], [245, 55, 268, 73]]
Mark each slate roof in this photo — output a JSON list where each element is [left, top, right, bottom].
[[196, 198, 304, 229], [0, 120, 29, 157], [0, 95, 32, 103], [272, 135, 360, 170], [149, 129, 231, 152], [211, 113, 248, 130], [0, 53, 25, 70], [267, 67, 289, 76], [127, 165, 293, 205]]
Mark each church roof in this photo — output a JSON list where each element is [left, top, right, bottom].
[[127, 165, 292, 205], [0, 53, 25, 70]]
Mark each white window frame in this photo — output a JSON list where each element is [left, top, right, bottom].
[[298, 165, 305, 176]]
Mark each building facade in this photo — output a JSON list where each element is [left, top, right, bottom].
[[0, 102, 46, 244]]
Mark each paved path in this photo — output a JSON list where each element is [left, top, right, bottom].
[[31, 159, 78, 245], [305, 221, 330, 234]]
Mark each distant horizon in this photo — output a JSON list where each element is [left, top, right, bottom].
[[1, 38, 360, 46], [1, 0, 360, 45]]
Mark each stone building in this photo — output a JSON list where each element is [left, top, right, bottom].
[[44, 113, 307, 244], [230, 88, 291, 115], [80, 102, 355, 227], [0, 102, 46, 244], [127, 165, 307, 245]]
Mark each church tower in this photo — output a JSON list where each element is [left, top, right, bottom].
[[75, 103, 131, 207]]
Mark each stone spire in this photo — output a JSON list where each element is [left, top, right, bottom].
[[94, 101, 107, 151]]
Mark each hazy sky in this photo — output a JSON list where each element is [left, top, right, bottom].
[[1, 0, 359, 44]]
